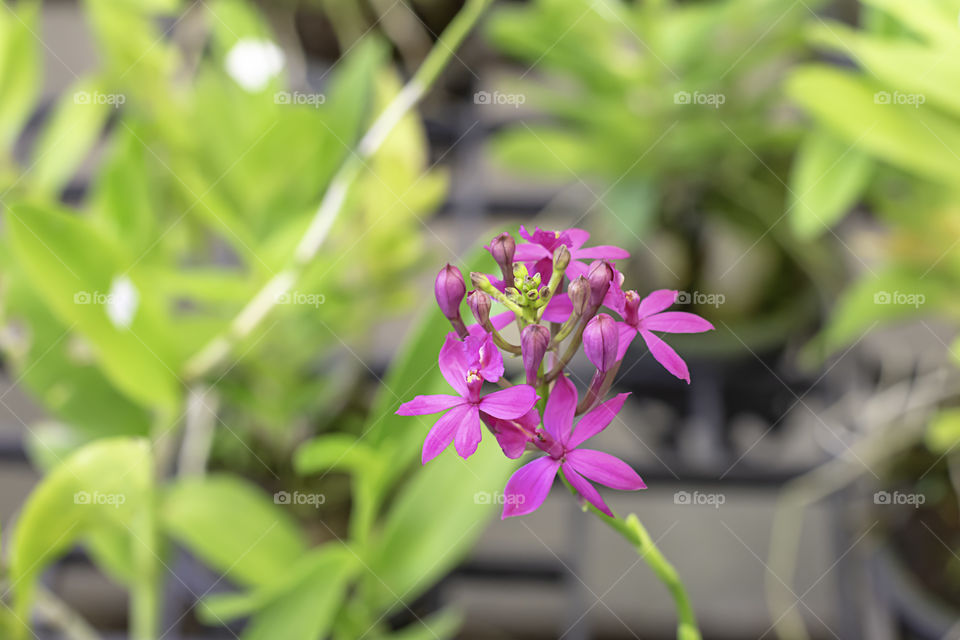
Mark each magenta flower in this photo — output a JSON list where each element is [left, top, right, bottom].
[[397, 333, 538, 463], [501, 375, 645, 518], [514, 226, 629, 281], [613, 289, 714, 383]]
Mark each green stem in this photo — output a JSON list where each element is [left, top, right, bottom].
[[561, 474, 702, 640], [130, 507, 159, 640]]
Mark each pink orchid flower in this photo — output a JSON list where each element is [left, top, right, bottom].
[[502, 375, 645, 518], [613, 289, 714, 383], [514, 226, 629, 281], [397, 332, 538, 463]]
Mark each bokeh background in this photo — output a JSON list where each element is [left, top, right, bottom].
[[0, 0, 959, 638]]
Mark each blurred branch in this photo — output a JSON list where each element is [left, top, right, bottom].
[[177, 386, 219, 477], [182, 0, 493, 381], [766, 366, 957, 640], [368, 0, 432, 74], [34, 586, 102, 640]]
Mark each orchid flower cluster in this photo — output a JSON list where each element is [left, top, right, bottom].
[[397, 227, 714, 519]]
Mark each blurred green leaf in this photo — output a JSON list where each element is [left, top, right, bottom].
[[0, 269, 152, 440], [0, 0, 41, 150], [789, 129, 872, 238], [387, 609, 462, 640], [27, 77, 113, 196], [199, 545, 359, 640], [788, 65, 960, 185], [364, 437, 513, 614], [816, 268, 953, 356], [6, 201, 181, 410], [8, 438, 151, 630], [88, 120, 158, 253], [230, 546, 356, 640], [807, 22, 960, 118], [926, 408, 960, 455], [161, 474, 308, 588], [860, 0, 960, 46]]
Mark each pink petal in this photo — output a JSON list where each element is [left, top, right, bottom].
[[541, 293, 573, 323], [421, 404, 472, 464], [603, 269, 626, 311], [514, 243, 551, 263], [453, 405, 483, 459], [438, 334, 469, 396], [567, 393, 629, 449], [565, 449, 646, 491], [396, 394, 465, 416], [640, 329, 690, 383], [615, 323, 638, 361], [642, 311, 714, 334], [637, 289, 677, 318], [501, 456, 561, 518], [561, 463, 612, 517], [465, 310, 516, 339], [543, 374, 577, 445], [491, 310, 515, 331], [481, 414, 531, 459], [560, 228, 589, 250], [475, 332, 505, 382], [574, 245, 630, 260], [516, 407, 541, 431], [479, 385, 539, 419], [565, 261, 591, 281]]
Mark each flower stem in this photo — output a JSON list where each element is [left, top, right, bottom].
[[182, 0, 494, 380], [560, 474, 702, 640]]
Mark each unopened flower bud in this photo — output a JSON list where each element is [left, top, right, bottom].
[[623, 290, 641, 326], [568, 276, 590, 316], [586, 260, 614, 309], [490, 232, 516, 281], [583, 313, 619, 372], [468, 290, 491, 325], [553, 244, 571, 273], [512, 262, 528, 289], [520, 324, 551, 385], [435, 264, 466, 320]]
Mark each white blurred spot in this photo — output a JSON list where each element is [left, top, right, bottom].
[[225, 39, 285, 92], [107, 276, 139, 329]]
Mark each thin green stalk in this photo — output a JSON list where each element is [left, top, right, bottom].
[[183, 0, 493, 381], [561, 474, 702, 640], [130, 507, 159, 640]]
